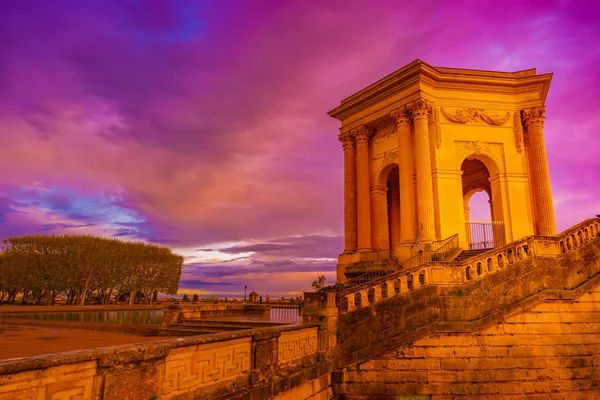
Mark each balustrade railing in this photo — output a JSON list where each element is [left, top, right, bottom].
[[336, 218, 600, 315]]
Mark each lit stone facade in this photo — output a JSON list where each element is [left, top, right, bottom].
[[329, 60, 556, 283]]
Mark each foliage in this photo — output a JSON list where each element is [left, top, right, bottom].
[[192, 294, 199, 302], [0, 235, 183, 305], [311, 275, 327, 291], [182, 294, 190, 302], [318, 283, 347, 293]]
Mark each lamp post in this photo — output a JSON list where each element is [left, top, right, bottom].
[[244, 285, 247, 302]]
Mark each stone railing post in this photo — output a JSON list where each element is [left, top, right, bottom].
[[301, 292, 339, 350], [252, 330, 279, 375]]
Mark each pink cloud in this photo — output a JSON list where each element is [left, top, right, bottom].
[[1, 1, 599, 293]]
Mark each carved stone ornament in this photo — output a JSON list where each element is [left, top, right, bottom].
[[440, 107, 511, 126], [406, 98, 433, 119], [390, 107, 411, 125], [462, 140, 489, 155], [350, 125, 371, 143], [522, 107, 546, 129], [513, 111, 524, 153], [373, 119, 397, 140], [338, 130, 354, 150], [382, 150, 398, 164]]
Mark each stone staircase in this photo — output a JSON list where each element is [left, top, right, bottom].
[[452, 248, 487, 262], [334, 217, 600, 365]]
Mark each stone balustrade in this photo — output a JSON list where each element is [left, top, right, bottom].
[[0, 324, 326, 399], [337, 218, 600, 314]]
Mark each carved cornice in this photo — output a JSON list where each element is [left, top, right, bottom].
[[440, 108, 511, 126], [513, 112, 524, 153], [351, 125, 371, 144], [522, 107, 545, 129], [406, 98, 433, 120]]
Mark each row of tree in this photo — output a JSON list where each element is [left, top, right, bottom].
[[0, 235, 183, 305]]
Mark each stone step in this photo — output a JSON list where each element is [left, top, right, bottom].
[[454, 249, 488, 262]]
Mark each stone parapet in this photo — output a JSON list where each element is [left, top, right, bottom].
[[0, 323, 330, 399]]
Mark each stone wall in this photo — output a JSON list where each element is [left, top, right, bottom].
[[0, 324, 335, 400], [337, 287, 600, 399]]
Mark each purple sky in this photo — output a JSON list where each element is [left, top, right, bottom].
[[1, 0, 599, 297]]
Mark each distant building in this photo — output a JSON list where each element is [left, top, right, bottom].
[[248, 291, 259, 303]]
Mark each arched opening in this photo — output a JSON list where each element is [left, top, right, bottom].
[[371, 163, 401, 255], [461, 157, 505, 250]]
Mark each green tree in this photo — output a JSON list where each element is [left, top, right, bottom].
[[311, 275, 327, 291]]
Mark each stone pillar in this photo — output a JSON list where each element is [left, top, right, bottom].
[[339, 131, 357, 252], [353, 126, 372, 251], [522, 107, 556, 236], [408, 98, 436, 242], [388, 181, 400, 250], [391, 109, 417, 251], [370, 185, 389, 250]]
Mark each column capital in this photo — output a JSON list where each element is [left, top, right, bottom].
[[406, 97, 433, 121], [338, 130, 355, 150], [351, 125, 372, 144], [522, 107, 546, 129], [390, 108, 411, 126]]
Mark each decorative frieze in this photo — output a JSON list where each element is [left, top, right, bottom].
[[278, 328, 319, 364], [163, 338, 252, 395], [440, 107, 511, 126]]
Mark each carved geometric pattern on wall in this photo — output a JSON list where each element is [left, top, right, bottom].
[[277, 327, 319, 364], [372, 118, 397, 141], [455, 140, 505, 171], [162, 338, 252, 396], [0, 361, 97, 400], [441, 107, 511, 126]]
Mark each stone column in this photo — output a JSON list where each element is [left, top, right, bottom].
[[523, 107, 556, 236], [408, 98, 436, 242], [353, 126, 372, 251], [391, 109, 417, 247], [339, 131, 357, 252], [370, 185, 389, 250], [388, 181, 400, 250]]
